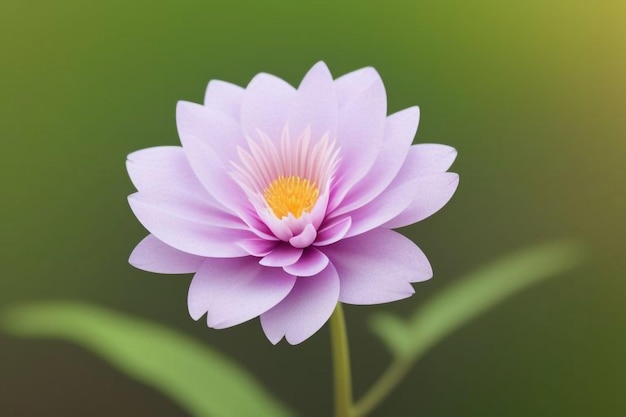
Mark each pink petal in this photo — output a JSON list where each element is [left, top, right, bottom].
[[340, 176, 423, 238], [126, 147, 238, 236], [288, 61, 337, 140], [188, 257, 297, 329], [258, 210, 295, 241], [314, 217, 352, 246], [409, 143, 458, 175], [325, 229, 432, 305], [260, 263, 340, 344], [237, 208, 280, 241], [241, 73, 296, 141], [128, 188, 244, 229], [289, 224, 317, 248], [330, 107, 420, 216], [128, 191, 251, 258], [283, 247, 329, 277], [334, 67, 380, 108], [177, 101, 244, 163], [176, 101, 251, 212], [204, 80, 244, 121], [328, 71, 387, 211], [237, 238, 278, 257], [383, 172, 459, 229], [260, 245, 303, 267], [129, 234, 204, 274], [126, 146, 207, 194], [306, 190, 330, 231]]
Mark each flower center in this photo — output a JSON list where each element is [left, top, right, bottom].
[[263, 175, 319, 219]]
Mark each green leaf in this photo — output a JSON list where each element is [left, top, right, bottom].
[[369, 312, 413, 357], [1, 302, 294, 417], [370, 240, 587, 359]]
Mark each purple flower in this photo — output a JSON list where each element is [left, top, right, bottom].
[[127, 62, 458, 344]]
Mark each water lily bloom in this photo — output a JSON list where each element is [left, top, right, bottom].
[[127, 62, 458, 344]]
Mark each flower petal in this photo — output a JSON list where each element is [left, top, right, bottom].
[[204, 80, 244, 121], [238, 208, 280, 241], [329, 107, 420, 215], [258, 209, 295, 241], [325, 229, 431, 305], [314, 217, 352, 246], [260, 263, 340, 344], [126, 146, 206, 194], [289, 224, 317, 248], [129, 234, 204, 274], [176, 101, 250, 211], [409, 143, 458, 175], [328, 70, 387, 211], [260, 245, 303, 267], [188, 257, 297, 329], [288, 61, 337, 140], [334, 67, 380, 108], [283, 247, 329, 277], [382, 172, 459, 229], [177, 100, 244, 163], [129, 188, 244, 228], [241, 73, 296, 141], [339, 176, 423, 238], [237, 238, 278, 257], [128, 191, 251, 258]]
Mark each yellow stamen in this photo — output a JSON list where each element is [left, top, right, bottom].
[[263, 176, 319, 219]]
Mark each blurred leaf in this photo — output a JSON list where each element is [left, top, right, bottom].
[[370, 240, 587, 359], [367, 312, 413, 357], [1, 302, 294, 417]]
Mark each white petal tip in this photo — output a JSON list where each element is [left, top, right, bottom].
[[188, 309, 205, 322], [285, 335, 306, 345], [267, 336, 282, 345]]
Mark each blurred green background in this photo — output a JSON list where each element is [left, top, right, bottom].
[[1, 0, 624, 416]]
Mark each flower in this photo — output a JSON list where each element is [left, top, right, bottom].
[[127, 62, 458, 344]]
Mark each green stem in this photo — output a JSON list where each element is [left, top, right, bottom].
[[352, 357, 412, 417], [330, 303, 353, 417]]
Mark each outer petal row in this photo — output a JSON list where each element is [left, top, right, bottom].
[[127, 146, 208, 195], [381, 143, 459, 228], [241, 73, 296, 141], [329, 69, 388, 212], [132, 229, 432, 343], [337, 144, 458, 237], [127, 146, 255, 258], [204, 80, 244, 121], [261, 262, 340, 345], [334, 67, 381, 108], [405, 143, 457, 176], [188, 257, 297, 329], [325, 229, 432, 305], [128, 190, 252, 258], [176, 101, 250, 212], [129, 234, 204, 274], [287, 61, 338, 142], [330, 106, 420, 216]]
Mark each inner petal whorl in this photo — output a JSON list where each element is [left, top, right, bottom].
[[230, 128, 340, 222], [264, 176, 319, 219]]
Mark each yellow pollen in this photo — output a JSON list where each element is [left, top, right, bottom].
[[263, 176, 319, 219]]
